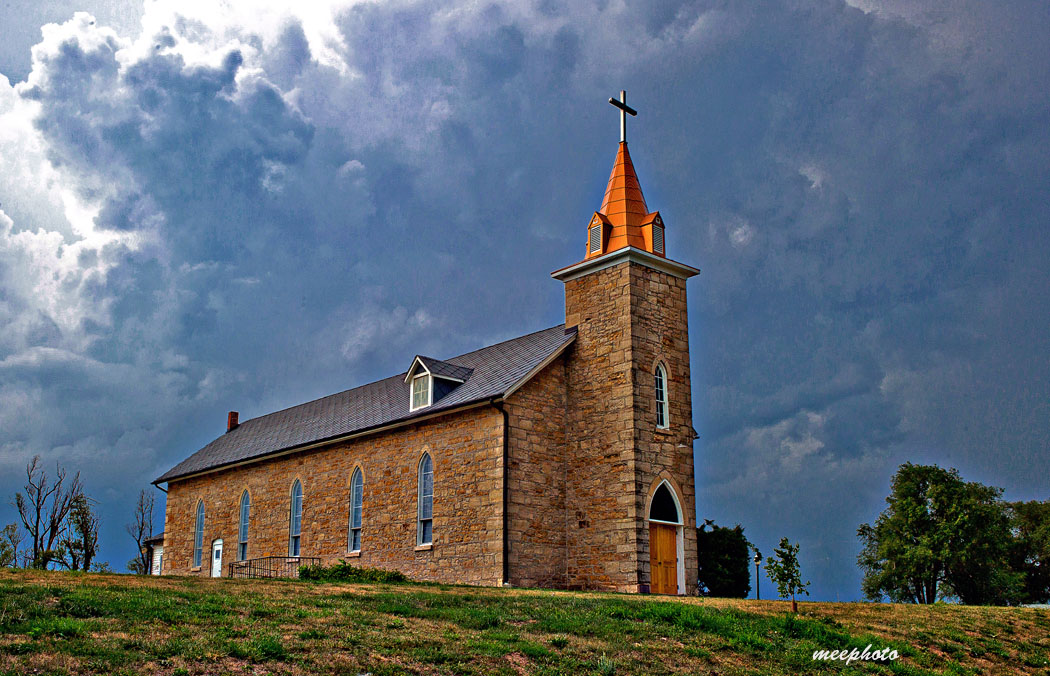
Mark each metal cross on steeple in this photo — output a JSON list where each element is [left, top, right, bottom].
[[608, 90, 638, 143]]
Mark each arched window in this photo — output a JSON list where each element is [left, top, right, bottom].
[[649, 482, 682, 524], [289, 480, 303, 557], [348, 468, 363, 553], [655, 363, 669, 429], [417, 453, 433, 546], [193, 501, 205, 568], [238, 491, 250, 561]]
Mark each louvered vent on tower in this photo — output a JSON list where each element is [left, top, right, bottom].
[[653, 225, 664, 254], [589, 224, 602, 254]]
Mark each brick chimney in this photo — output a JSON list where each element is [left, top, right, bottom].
[[227, 411, 239, 432]]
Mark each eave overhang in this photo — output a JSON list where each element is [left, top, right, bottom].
[[551, 246, 699, 282]]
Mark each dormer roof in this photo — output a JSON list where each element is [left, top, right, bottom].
[[405, 356, 474, 383]]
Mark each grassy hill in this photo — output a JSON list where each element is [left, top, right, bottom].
[[0, 569, 1047, 675]]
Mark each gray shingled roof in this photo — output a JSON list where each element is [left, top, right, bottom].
[[154, 325, 576, 484]]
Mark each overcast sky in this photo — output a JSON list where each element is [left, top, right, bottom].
[[1, 0, 1047, 600]]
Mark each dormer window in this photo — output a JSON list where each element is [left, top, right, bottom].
[[406, 355, 473, 412], [411, 374, 431, 411]]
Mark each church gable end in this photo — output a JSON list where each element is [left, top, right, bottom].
[[503, 352, 569, 589]]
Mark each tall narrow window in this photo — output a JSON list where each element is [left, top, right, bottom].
[[238, 491, 250, 561], [655, 363, 669, 429], [348, 468, 363, 553], [417, 453, 433, 546], [411, 374, 430, 410], [193, 501, 205, 568], [289, 480, 303, 557]]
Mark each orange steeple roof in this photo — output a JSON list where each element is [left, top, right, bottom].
[[585, 142, 666, 260], [601, 142, 649, 247]]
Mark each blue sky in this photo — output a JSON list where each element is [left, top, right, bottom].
[[0, 0, 1047, 600]]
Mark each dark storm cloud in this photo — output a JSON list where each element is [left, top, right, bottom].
[[0, 0, 1046, 598]]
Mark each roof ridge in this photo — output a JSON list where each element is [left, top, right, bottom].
[[441, 324, 567, 364]]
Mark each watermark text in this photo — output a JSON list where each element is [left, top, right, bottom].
[[812, 644, 899, 665]]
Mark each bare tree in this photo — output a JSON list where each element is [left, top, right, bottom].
[[126, 489, 155, 574], [13, 456, 83, 569], [56, 493, 99, 571]]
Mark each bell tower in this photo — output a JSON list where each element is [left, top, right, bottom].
[[552, 92, 699, 593]]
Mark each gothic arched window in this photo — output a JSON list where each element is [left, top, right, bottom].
[[193, 500, 205, 568], [238, 491, 250, 561], [289, 480, 303, 556], [348, 468, 363, 553], [655, 363, 669, 429], [417, 453, 433, 546], [649, 482, 682, 524]]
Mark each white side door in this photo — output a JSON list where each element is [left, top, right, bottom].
[[210, 539, 223, 578], [151, 546, 164, 575]]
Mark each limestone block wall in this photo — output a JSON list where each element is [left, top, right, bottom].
[[504, 353, 568, 588], [563, 262, 642, 591], [162, 406, 505, 585], [627, 263, 699, 591]]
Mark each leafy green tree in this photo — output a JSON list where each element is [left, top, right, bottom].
[[858, 463, 1020, 605], [696, 523, 752, 598], [0, 524, 23, 567], [1008, 500, 1050, 604], [765, 537, 809, 612]]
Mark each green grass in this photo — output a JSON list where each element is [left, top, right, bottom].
[[0, 569, 1047, 675]]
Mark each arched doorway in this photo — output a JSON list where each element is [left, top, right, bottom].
[[648, 481, 684, 595]]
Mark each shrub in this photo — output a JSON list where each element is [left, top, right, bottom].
[[697, 524, 752, 598], [298, 561, 409, 584]]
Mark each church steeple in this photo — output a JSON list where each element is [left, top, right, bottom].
[[552, 90, 699, 595], [584, 92, 666, 260]]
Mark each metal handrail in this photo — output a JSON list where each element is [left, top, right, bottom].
[[227, 555, 320, 579]]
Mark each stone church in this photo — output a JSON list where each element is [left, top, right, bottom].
[[154, 102, 700, 594]]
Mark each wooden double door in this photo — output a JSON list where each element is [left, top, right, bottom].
[[649, 523, 679, 595]]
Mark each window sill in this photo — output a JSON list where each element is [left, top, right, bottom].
[[191, 567, 201, 572], [345, 551, 361, 558], [414, 543, 433, 552], [654, 427, 673, 437]]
